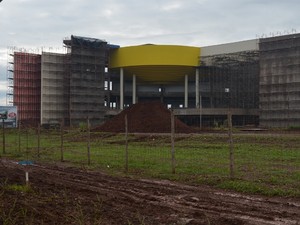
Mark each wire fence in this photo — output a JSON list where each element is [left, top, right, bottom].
[[1, 120, 300, 195]]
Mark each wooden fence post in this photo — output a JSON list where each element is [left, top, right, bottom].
[[37, 123, 40, 158], [18, 121, 21, 152], [87, 117, 91, 165], [60, 120, 64, 162], [228, 112, 234, 179], [2, 118, 5, 154], [171, 110, 175, 174], [26, 128, 29, 161], [125, 114, 128, 173]]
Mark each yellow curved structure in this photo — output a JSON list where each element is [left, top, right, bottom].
[[109, 45, 200, 83]]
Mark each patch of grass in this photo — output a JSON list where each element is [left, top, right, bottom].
[[5, 184, 32, 193], [287, 125, 300, 131], [217, 179, 298, 197], [2, 129, 300, 197]]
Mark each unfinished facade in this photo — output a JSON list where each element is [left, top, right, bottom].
[[8, 33, 300, 128], [41, 52, 68, 125], [11, 36, 110, 127], [106, 41, 260, 127], [196, 51, 259, 126], [63, 36, 108, 126], [13, 52, 41, 126], [259, 34, 300, 127]]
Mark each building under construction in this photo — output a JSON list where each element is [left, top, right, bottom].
[[259, 34, 300, 127], [7, 33, 300, 128], [41, 52, 68, 126], [9, 36, 110, 127], [40, 36, 109, 126], [12, 52, 41, 126], [63, 36, 108, 126]]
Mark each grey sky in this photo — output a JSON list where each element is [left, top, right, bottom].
[[0, 0, 299, 104]]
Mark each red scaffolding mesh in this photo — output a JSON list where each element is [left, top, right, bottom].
[[13, 52, 41, 126]]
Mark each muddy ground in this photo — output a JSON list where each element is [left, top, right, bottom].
[[0, 159, 299, 225]]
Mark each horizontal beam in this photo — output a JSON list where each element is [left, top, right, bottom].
[[173, 108, 259, 116], [106, 108, 259, 117]]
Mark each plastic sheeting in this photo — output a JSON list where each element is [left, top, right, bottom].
[[71, 35, 107, 48]]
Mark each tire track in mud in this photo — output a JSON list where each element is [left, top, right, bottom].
[[31, 163, 300, 224], [2, 160, 300, 225]]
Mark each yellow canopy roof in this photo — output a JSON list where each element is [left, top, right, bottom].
[[109, 44, 200, 83]]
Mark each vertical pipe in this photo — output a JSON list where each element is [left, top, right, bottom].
[[132, 74, 136, 104], [25, 171, 29, 186], [184, 74, 188, 108], [107, 72, 111, 108], [120, 68, 124, 110], [195, 68, 200, 108], [196, 69, 202, 129]]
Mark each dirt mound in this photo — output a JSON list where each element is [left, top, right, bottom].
[[93, 101, 195, 133]]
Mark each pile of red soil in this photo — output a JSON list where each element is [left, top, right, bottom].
[[93, 101, 195, 133]]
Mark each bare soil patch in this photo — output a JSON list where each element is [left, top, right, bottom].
[[1, 159, 299, 224]]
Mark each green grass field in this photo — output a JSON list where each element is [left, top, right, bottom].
[[2, 128, 300, 197]]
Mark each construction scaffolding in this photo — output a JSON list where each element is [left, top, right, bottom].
[[197, 50, 260, 126], [7, 34, 300, 129], [63, 35, 108, 127], [12, 51, 41, 126], [259, 33, 300, 127], [41, 52, 69, 126], [6, 47, 14, 106]]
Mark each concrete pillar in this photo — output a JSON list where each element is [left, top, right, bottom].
[[120, 68, 124, 110], [195, 68, 200, 108], [132, 74, 136, 104], [184, 74, 188, 108]]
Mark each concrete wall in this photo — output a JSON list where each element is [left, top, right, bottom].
[[41, 52, 68, 125]]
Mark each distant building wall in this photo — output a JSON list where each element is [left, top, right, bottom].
[[107, 40, 260, 126], [64, 35, 107, 126], [259, 34, 300, 127], [9, 34, 300, 128], [195, 51, 260, 126], [13, 52, 41, 126], [201, 39, 259, 57], [41, 52, 69, 125]]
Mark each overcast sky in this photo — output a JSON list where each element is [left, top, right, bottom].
[[0, 0, 300, 105]]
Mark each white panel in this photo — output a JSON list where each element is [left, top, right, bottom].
[[201, 39, 259, 56]]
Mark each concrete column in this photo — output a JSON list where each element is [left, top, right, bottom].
[[132, 74, 136, 104], [184, 74, 188, 108], [195, 68, 200, 108], [120, 68, 124, 110]]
